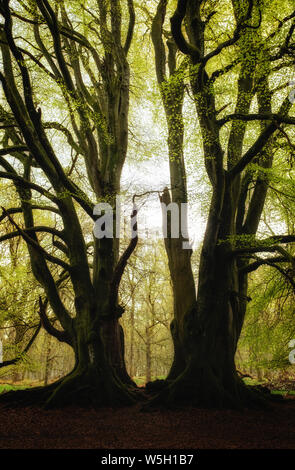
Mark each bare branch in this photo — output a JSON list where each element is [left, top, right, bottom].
[[0, 225, 66, 244], [218, 113, 295, 127], [0, 171, 59, 204], [240, 256, 290, 274], [170, 0, 200, 58], [124, 0, 135, 54], [0, 205, 59, 223], [1, 207, 70, 271], [109, 202, 138, 315], [0, 323, 41, 369], [0, 145, 28, 156], [38, 297, 72, 345]]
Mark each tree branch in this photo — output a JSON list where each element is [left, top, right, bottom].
[[170, 0, 200, 58], [109, 202, 138, 316], [229, 91, 293, 178], [124, 0, 135, 54], [0, 322, 41, 369], [218, 113, 295, 127], [0, 226, 66, 244], [233, 242, 295, 264], [0, 205, 60, 223], [0, 171, 59, 204], [239, 256, 290, 274], [151, 0, 168, 84], [1, 207, 70, 271], [0, 145, 28, 156], [38, 297, 72, 346]]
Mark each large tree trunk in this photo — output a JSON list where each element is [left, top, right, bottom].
[[0, 1, 137, 408], [148, 0, 286, 409], [160, 176, 237, 406], [153, 246, 252, 407], [1, 299, 137, 408], [43, 315, 135, 408]]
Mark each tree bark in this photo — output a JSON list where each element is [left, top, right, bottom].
[[152, 1, 196, 381], [0, 0, 137, 407], [150, 0, 294, 408]]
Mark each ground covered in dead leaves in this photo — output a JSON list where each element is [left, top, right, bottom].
[[0, 399, 294, 449]]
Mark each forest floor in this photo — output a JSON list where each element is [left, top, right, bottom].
[[0, 396, 295, 449]]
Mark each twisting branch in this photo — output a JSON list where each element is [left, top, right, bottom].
[[1, 207, 70, 271], [232, 234, 295, 256], [0, 226, 66, 244], [241, 256, 295, 290], [240, 256, 291, 274], [201, 2, 261, 66], [229, 123, 276, 177], [218, 113, 295, 127], [0, 205, 60, 223], [232, 243, 295, 260], [43, 122, 82, 155], [124, 0, 135, 54], [170, 0, 200, 58], [229, 77, 294, 178], [0, 322, 41, 369], [0, 145, 28, 156], [0, 2, 95, 218], [109, 200, 138, 316], [0, 171, 59, 204], [38, 297, 72, 346], [171, 0, 259, 66], [208, 58, 240, 84]]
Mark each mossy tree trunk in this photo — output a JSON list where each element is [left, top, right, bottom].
[[154, 0, 295, 408], [0, 0, 136, 407], [151, 1, 196, 381]]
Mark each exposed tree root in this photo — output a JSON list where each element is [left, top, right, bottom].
[[44, 367, 137, 409], [0, 379, 62, 408], [145, 379, 168, 394], [142, 368, 284, 411], [0, 366, 285, 411], [0, 367, 139, 409]]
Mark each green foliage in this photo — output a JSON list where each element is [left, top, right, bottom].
[[237, 265, 295, 378], [0, 384, 28, 394]]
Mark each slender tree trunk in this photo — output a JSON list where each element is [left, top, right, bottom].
[[145, 327, 152, 384], [151, 2, 196, 382], [44, 334, 52, 387], [129, 291, 135, 378], [12, 324, 26, 384]]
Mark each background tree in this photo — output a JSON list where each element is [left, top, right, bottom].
[[237, 154, 295, 382]]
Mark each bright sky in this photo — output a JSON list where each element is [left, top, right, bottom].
[[121, 158, 207, 249]]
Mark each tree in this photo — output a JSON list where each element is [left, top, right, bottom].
[[237, 264, 295, 382], [0, 0, 137, 407], [150, 0, 295, 408], [0, 0, 294, 411], [237, 162, 295, 381], [120, 239, 174, 382]]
